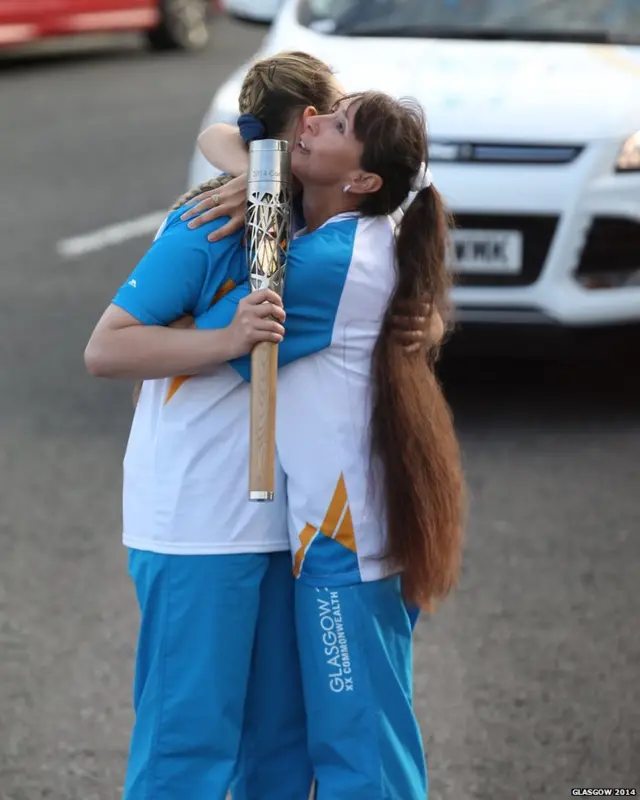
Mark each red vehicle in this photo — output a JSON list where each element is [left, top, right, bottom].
[[0, 0, 212, 52]]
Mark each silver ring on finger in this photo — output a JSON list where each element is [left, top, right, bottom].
[[211, 193, 220, 205]]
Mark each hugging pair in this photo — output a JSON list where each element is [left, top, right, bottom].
[[86, 50, 465, 800]]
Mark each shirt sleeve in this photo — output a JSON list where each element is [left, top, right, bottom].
[[194, 221, 356, 381], [111, 223, 209, 326]]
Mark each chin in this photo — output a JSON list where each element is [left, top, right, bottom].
[[290, 150, 310, 180]]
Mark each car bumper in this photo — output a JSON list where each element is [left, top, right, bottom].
[[452, 282, 640, 327], [442, 138, 640, 327]]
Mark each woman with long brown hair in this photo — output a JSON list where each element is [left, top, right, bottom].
[[191, 90, 466, 798]]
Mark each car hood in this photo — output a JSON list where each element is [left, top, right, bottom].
[[248, 23, 640, 142]]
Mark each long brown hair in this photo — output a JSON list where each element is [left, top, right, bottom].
[[351, 92, 465, 610]]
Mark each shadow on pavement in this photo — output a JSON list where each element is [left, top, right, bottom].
[[439, 340, 638, 434]]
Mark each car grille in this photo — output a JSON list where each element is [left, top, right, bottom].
[[451, 214, 559, 287], [576, 217, 640, 276], [430, 142, 583, 165]]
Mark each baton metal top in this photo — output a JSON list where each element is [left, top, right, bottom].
[[248, 139, 289, 152]]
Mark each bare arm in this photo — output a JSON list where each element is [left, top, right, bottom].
[[85, 306, 235, 380], [197, 123, 249, 176], [85, 290, 285, 380]]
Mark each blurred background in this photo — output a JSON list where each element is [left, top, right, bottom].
[[0, 2, 638, 799]]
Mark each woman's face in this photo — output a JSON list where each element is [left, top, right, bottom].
[[291, 98, 364, 188], [286, 75, 344, 154]]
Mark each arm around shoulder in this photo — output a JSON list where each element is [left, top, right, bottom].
[[198, 124, 249, 177]]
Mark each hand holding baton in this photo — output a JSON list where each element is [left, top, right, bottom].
[[245, 139, 292, 501]]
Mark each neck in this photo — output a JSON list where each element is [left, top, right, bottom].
[[301, 184, 358, 233]]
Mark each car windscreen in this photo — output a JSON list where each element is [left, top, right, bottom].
[[297, 0, 640, 42]]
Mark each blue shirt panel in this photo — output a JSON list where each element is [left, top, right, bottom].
[[194, 217, 359, 380], [111, 206, 246, 326]]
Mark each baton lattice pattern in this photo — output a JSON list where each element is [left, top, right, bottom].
[[246, 189, 292, 297]]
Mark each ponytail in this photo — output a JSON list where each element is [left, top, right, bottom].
[[370, 185, 465, 609]]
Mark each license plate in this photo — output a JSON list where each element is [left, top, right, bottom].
[[450, 229, 523, 274]]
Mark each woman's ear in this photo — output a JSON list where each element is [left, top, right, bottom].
[[301, 106, 319, 123], [349, 171, 383, 197]]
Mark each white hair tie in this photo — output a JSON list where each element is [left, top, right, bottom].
[[411, 163, 433, 192]]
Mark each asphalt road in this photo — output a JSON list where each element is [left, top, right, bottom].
[[1, 14, 639, 800]]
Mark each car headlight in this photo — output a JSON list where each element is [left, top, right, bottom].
[[616, 131, 640, 171]]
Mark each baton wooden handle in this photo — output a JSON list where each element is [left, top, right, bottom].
[[249, 341, 278, 501]]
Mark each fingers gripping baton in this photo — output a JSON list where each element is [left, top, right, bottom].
[[246, 140, 292, 501]]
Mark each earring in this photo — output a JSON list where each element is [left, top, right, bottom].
[[343, 184, 351, 193]]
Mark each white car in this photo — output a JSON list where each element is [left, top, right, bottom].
[[220, 0, 283, 23], [189, 0, 640, 331]]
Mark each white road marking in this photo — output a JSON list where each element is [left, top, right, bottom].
[[57, 211, 168, 258]]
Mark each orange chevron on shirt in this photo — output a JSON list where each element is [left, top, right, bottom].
[[293, 473, 357, 577], [211, 278, 237, 305], [292, 523, 317, 578], [164, 278, 237, 404]]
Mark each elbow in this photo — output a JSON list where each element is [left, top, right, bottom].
[[198, 129, 221, 170], [84, 337, 114, 378], [197, 129, 210, 152]]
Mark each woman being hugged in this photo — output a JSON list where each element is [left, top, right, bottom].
[[194, 92, 465, 799]]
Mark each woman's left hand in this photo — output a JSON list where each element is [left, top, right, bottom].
[[390, 301, 446, 354], [180, 173, 248, 243]]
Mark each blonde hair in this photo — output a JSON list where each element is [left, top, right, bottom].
[[170, 51, 338, 212], [144, 53, 340, 408], [171, 174, 231, 211], [238, 50, 339, 136]]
